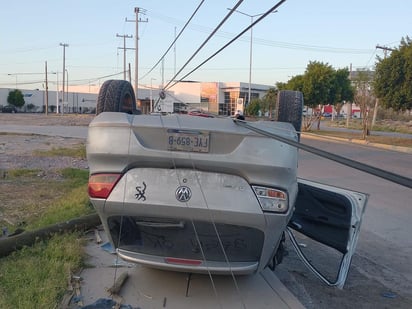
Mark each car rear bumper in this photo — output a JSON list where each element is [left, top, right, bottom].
[[117, 248, 260, 275], [91, 167, 297, 274]]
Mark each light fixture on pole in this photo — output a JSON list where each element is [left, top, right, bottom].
[[228, 8, 277, 109], [7, 72, 49, 91]]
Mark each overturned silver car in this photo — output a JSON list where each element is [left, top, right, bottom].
[[87, 80, 367, 288]]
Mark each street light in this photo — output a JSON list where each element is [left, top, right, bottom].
[[228, 9, 277, 108], [7, 72, 48, 91]]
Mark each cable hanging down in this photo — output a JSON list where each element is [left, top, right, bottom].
[[153, 0, 245, 111], [140, 0, 206, 81], [163, 0, 245, 90], [165, 0, 287, 90]]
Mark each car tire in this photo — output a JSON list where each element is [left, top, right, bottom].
[[96, 80, 137, 115], [276, 90, 303, 140]]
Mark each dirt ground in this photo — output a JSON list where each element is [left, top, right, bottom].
[[0, 113, 94, 126], [1, 113, 411, 309], [0, 114, 91, 172]]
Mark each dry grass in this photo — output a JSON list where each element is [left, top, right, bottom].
[[309, 130, 412, 148], [0, 168, 92, 232]]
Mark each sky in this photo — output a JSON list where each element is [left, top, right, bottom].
[[0, 0, 410, 94]]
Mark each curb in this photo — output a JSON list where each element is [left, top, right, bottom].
[[301, 132, 412, 154]]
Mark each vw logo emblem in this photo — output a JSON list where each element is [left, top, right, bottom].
[[175, 186, 192, 202]]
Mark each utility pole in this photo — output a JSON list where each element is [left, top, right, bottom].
[[45, 61, 49, 115], [59, 43, 69, 115], [126, 7, 148, 105], [56, 71, 59, 114], [376, 45, 396, 58], [372, 45, 396, 126], [116, 33, 133, 80], [346, 63, 353, 128]]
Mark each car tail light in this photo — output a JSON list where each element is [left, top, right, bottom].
[[165, 257, 203, 266], [88, 173, 122, 199], [252, 186, 288, 213]]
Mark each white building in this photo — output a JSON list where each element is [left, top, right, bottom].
[[168, 81, 271, 116], [0, 87, 99, 114], [0, 87, 150, 114], [1, 80, 272, 116]]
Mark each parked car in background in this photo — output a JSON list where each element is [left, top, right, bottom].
[[1, 105, 17, 113], [187, 108, 215, 118]]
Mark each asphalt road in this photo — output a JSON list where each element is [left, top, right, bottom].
[[276, 135, 412, 308]]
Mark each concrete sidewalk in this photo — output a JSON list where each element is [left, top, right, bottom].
[[73, 230, 305, 309], [301, 132, 412, 154]]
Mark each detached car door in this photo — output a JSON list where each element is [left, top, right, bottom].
[[287, 178, 368, 289]]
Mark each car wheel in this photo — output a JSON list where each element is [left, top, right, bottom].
[[276, 90, 303, 140], [96, 80, 137, 115]]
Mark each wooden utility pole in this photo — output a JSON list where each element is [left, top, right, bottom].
[[376, 45, 396, 58], [116, 33, 133, 80]]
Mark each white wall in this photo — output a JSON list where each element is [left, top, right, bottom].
[[0, 87, 98, 113], [168, 82, 201, 103]]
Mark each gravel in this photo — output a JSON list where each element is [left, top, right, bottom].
[[0, 114, 90, 177]]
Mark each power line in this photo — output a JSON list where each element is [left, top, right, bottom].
[[166, 0, 287, 90], [116, 33, 133, 80], [140, 0, 206, 81], [164, 0, 246, 90], [148, 11, 373, 54]]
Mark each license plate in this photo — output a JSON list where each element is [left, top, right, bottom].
[[167, 129, 210, 153]]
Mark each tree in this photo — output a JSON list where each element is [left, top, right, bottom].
[[373, 36, 412, 111], [245, 98, 261, 116], [330, 68, 354, 116], [276, 62, 353, 131], [302, 61, 335, 107], [7, 90, 25, 108], [353, 70, 375, 139], [262, 88, 278, 118]]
